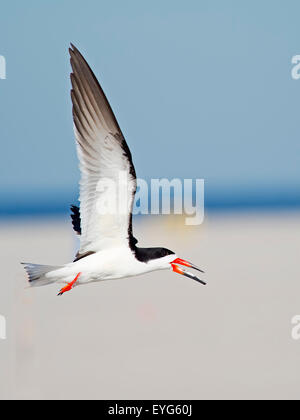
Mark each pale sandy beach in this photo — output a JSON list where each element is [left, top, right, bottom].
[[0, 211, 299, 400]]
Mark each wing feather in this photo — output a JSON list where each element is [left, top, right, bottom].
[[69, 44, 137, 254]]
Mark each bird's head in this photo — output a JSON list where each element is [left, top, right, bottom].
[[137, 247, 206, 285]]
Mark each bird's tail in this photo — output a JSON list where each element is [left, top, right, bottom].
[[22, 263, 62, 287]]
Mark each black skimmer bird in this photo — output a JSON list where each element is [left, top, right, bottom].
[[22, 44, 205, 295]]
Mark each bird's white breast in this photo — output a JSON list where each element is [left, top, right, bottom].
[[66, 246, 173, 284]]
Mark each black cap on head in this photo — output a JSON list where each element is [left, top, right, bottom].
[[134, 247, 175, 263]]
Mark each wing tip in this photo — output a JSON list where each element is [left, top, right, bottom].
[[69, 43, 85, 64], [69, 43, 77, 54], [70, 42, 78, 52]]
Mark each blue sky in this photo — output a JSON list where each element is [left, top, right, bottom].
[[0, 0, 300, 213]]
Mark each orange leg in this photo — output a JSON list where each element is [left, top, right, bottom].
[[57, 272, 81, 296]]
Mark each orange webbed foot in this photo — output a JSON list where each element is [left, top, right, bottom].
[[57, 272, 81, 296]]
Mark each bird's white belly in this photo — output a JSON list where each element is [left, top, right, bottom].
[[54, 247, 165, 285]]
